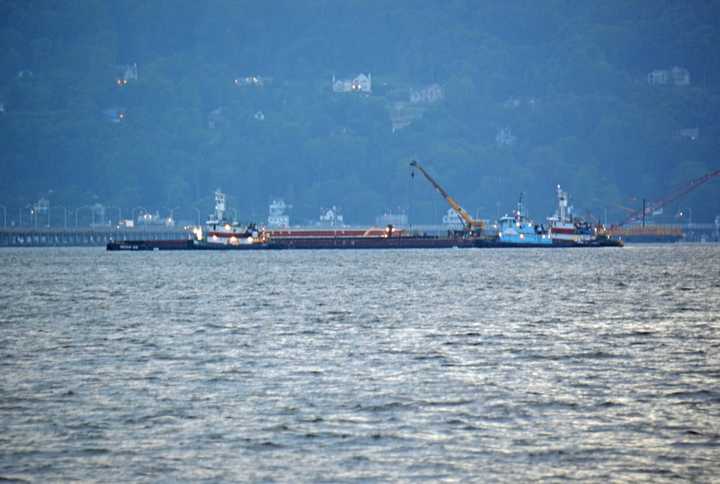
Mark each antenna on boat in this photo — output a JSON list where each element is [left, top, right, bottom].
[[408, 163, 415, 230]]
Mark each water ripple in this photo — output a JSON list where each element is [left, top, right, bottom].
[[0, 245, 719, 482]]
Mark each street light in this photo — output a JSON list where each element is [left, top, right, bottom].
[[26, 205, 39, 228], [0, 204, 6, 228], [163, 206, 180, 225], [75, 206, 93, 228], [679, 208, 693, 227], [107, 206, 122, 226], [51, 205, 68, 228]]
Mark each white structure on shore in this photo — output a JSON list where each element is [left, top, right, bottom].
[[376, 211, 408, 226], [319, 206, 344, 227], [442, 208, 463, 229], [268, 199, 290, 228]]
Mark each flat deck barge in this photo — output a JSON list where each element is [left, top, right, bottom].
[[107, 234, 622, 251]]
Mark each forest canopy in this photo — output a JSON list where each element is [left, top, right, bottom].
[[2, 0, 719, 225]]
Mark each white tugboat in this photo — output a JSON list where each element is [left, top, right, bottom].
[[545, 185, 592, 244], [546, 185, 617, 246], [192, 189, 267, 246]]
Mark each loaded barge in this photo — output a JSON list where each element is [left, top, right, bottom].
[[106, 228, 621, 251], [107, 162, 623, 251]]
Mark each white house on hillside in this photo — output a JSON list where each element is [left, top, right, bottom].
[[409, 84, 444, 104], [648, 66, 690, 86], [332, 73, 372, 93]]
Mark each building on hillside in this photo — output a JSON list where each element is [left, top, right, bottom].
[[332, 73, 372, 93], [388, 84, 444, 132], [409, 84, 444, 104], [115, 63, 138, 86], [675, 127, 699, 141], [647, 69, 669, 85], [671, 66, 691, 85], [503, 97, 538, 109], [388, 101, 424, 133], [234, 75, 269, 87], [647, 66, 690, 86], [496, 127, 516, 146]]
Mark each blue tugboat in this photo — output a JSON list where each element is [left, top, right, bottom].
[[496, 194, 552, 246]]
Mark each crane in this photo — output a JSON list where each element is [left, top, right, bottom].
[[409, 160, 484, 232], [620, 168, 720, 226]]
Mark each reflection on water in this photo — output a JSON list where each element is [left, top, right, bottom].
[[1, 245, 719, 481]]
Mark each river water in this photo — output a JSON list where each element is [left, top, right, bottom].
[[1, 245, 719, 482]]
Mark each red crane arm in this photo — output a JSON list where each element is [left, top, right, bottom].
[[621, 169, 720, 225]]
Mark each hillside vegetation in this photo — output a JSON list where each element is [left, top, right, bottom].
[[2, 0, 719, 224]]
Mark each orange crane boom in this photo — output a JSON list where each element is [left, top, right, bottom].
[[410, 160, 484, 232], [620, 168, 720, 226]]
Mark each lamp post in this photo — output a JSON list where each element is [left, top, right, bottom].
[[52, 205, 68, 229], [164, 206, 180, 226], [678, 208, 693, 227], [590, 198, 608, 227], [0, 204, 6, 227], [642, 198, 646, 228], [107, 206, 122, 226], [75, 206, 93, 228]]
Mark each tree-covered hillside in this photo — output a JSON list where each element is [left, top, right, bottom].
[[2, 0, 719, 225]]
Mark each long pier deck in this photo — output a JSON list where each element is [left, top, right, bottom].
[[0, 227, 190, 247]]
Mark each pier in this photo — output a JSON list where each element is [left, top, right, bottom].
[[0, 227, 190, 247], [609, 223, 719, 243]]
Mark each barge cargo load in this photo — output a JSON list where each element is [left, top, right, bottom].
[[107, 230, 622, 251], [107, 173, 624, 251]]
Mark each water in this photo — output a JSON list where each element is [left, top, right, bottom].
[[1, 245, 719, 482]]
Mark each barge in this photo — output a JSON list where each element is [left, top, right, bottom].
[[107, 227, 622, 251], [107, 165, 624, 252]]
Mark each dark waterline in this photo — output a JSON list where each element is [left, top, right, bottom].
[[1, 245, 719, 482]]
